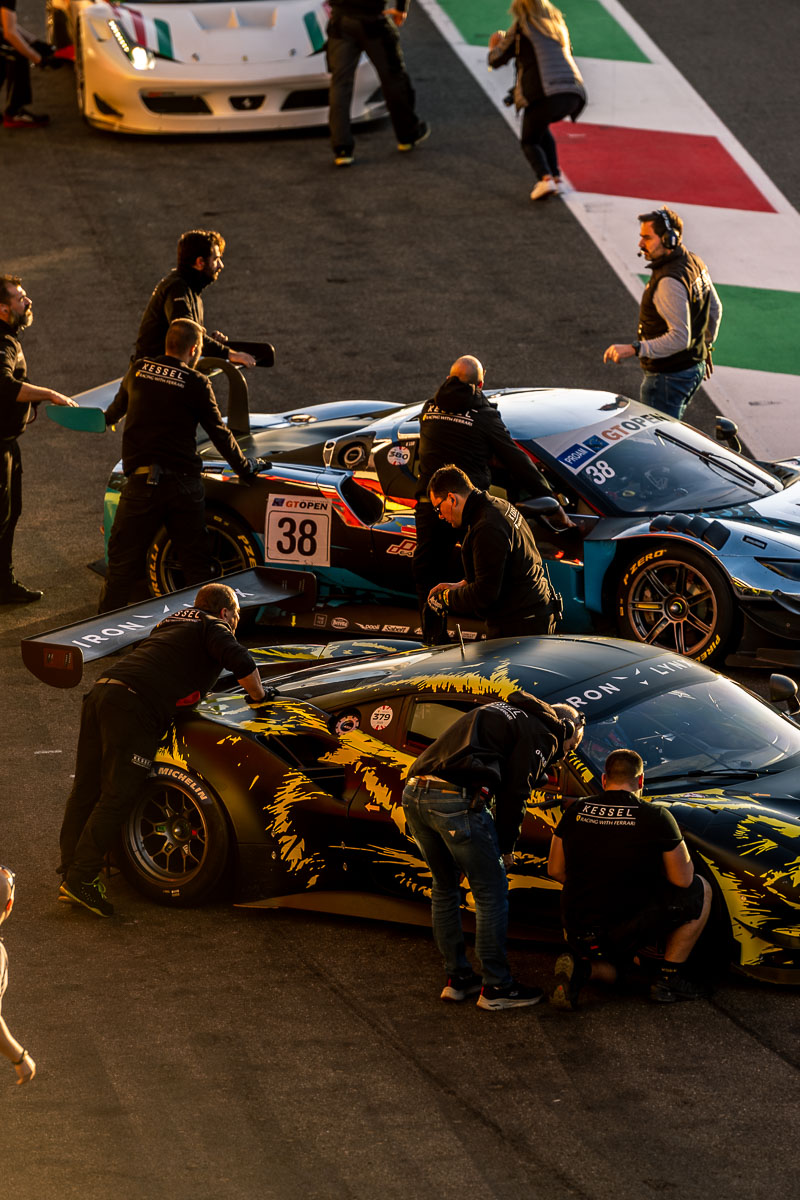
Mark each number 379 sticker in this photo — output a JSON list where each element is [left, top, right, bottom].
[[265, 495, 332, 567]]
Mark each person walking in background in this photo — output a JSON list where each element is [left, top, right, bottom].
[[326, 0, 428, 167], [488, 0, 586, 201], [0, 0, 62, 128], [603, 207, 723, 420], [0, 866, 36, 1085]]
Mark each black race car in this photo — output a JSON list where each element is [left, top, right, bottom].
[[24, 586, 800, 984]]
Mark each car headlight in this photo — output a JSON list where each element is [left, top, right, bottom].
[[108, 19, 155, 70], [756, 559, 800, 582]]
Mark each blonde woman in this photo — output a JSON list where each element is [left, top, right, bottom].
[[489, 0, 586, 200]]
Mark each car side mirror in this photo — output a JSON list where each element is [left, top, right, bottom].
[[769, 673, 800, 717], [715, 416, 742, 455], [518, 496, 562, 517]]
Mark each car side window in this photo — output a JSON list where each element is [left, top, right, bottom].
[[403, 697, 477, 756]]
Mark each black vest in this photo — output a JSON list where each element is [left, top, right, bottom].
[[638, 247, 713, 373]]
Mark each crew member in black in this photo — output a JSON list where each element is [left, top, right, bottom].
[[403, 693, 583, 1009], [326, 0, 428, 167], [0, 274, 75, 604], [99, 318, 260, 614], [134, 229, 256, 366], [415, 355, 569, 642], [426, 464, 558, 638], [603, 207, 722, 420], [59, 582, 267, 916], [547, 748, 711, 1007], [0, 0, 62, 128]]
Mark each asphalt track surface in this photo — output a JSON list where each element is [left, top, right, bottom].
[[3, 4, 800, 1198]]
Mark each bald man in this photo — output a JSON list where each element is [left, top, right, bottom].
[[414, 354, 568, 643]]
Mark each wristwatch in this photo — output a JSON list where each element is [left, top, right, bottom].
[[632, 340, 641, 356]]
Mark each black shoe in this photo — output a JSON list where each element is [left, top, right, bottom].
[[441, 970, 482, 1002], [476, 980, 544, 1011], [397, 120, 430, 151], [59, 876, 114, 917], [650, 973, 708, 1003], [333, 147, 354, 167], [550, 951, 590, 1011], [0, 580, 43, 604]]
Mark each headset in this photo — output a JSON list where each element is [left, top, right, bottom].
[[657, 206, 680, 249]]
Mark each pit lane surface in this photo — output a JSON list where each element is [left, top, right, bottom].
[[3, 3, 800, 1197]]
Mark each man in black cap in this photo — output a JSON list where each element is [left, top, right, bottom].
[[59, 581, 267, 917]]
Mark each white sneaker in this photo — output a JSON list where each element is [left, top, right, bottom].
[[530, 178, 557, 201]]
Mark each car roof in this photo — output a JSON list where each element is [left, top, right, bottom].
[[218, 635, 712, 720]]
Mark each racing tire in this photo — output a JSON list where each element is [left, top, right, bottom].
[[118, 765, 232, 906], [146, 509, 260, 597], [615, 541, 737, 665]]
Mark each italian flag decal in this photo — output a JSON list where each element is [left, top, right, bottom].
[[112, 4, 174, 60], [421, 0, 799, 459]]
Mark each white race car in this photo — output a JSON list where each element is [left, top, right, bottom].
[[46, 0, 386, 134]]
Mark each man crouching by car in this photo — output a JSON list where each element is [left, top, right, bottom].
[[547, 748, 712, 1008]]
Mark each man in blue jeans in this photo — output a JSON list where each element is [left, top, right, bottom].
[[326, 0, 429, 167], [603, 207, 722, 421], [402, 693, 583, 1010]]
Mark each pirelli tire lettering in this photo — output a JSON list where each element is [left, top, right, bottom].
[[118, 765, 232, 905], [147, 509, 260, 597], [615, 541, 737, 665]]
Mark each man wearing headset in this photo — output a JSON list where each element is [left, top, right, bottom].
[[603, 207, 722, 421]]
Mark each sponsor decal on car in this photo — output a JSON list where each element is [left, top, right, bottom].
[[387, 539, 415, 557], [387, 444, 412, 467], [382, 624, 410, 634], [552, 413, 663, 474], [370, 704, 394, 731], [334, 711, 361, 735], [266, 495, 332, 567], [331, 617, 349, 630]]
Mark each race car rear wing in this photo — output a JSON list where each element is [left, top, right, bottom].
[[21, 566, 316, 689]]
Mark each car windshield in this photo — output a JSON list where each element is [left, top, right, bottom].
[[579, 676, 800, 784], [538, 418, 779, 514]]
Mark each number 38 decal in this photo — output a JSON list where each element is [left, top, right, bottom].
[[265, 495, 332, 566], [583, 459, 616, 486]]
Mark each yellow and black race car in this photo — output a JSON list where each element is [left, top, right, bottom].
[[24, 578, 800, 985]]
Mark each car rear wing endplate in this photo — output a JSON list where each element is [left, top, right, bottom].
[[21, 566, 316, 688]]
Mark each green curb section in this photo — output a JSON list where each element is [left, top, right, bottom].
[[434, 0, 649, 62]]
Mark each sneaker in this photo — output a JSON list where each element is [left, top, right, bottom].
[[441, 970, 482, 1002], [550, 951, 589, 1011], [476, 980, 544, 1011], [59, 876, 114, 917], [650, 973, 708, 1003], [530, 177, 557, 201], [397, 121, 430, 152], [3, 109, 50, 129], [0, 580, 43, 604], [333, 148, 354, 167]]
